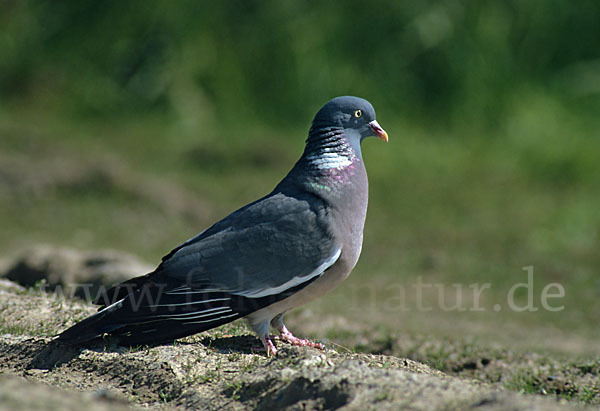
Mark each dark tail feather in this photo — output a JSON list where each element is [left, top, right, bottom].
[[57, 285, 244, 346], [57, 308, 242, 346], [93, 272, 154, 308], [106, 315, 240, 346], [57, 302, 125, 344]]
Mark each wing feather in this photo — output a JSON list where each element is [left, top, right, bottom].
[[158, 190, 338, 298], [68, 190, 340, 345]]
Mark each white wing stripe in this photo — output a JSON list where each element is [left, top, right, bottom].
[[181, 313, 239, 325], [166, 285, 191, 293], [164, 288, 226, 295], [233, 247, 342, 298], [126, 308, 234, 326], [172, 309, 232, 321], [145, 297, 230, 308], [98, 297, 125, 314], [150, 306, 231, 319], [154, 308, 232, 320]]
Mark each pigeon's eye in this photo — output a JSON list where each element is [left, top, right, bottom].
[[354, 109, 363, 118]]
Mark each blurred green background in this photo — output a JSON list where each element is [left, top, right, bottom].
[[1, 1, 599, 355]]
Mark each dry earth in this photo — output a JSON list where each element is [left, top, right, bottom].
[[0, 248, 591, 410]]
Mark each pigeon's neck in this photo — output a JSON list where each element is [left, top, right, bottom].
[[302, 126, 361, 172], [280, 126, 367, 202]]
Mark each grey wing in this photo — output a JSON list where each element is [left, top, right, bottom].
[[158, 192, 340, 298]]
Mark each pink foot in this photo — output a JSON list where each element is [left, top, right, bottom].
[[277, 326, 325, 350], [252, 335, 278, 356]]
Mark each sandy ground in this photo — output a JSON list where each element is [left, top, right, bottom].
[[0, 274, 591, 410]]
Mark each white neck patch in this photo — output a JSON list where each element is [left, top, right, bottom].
[[306, 152, 353, 169]]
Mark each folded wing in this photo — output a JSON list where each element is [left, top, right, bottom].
[[59, 191, 340, 345]]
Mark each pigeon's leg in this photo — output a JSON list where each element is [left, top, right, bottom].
[[270, 314, 325, 350], [249, 319, 278, 356], [259, 335, 278, 356]]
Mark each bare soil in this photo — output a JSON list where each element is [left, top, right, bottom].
[[0, 250, 594, 410]]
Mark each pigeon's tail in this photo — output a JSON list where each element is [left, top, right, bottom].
[[56, 301, 126, 344], [57, 313, 240, 347], [56, 281, 246, 346], [96, 315, 239, 347]]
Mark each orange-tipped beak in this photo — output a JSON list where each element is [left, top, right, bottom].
[[369, 120, 388, 142]]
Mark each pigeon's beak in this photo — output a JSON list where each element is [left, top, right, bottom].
[[369, 120, 389, 142]]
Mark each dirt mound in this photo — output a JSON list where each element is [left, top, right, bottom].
[[1, 245, 152, 301], [0, 278, 584, 410], [0, 372, 132, 411]]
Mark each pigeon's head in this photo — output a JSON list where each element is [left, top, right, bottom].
[[311, 96, 388, 143]]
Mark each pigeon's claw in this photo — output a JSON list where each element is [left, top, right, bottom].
[[255, 335, 278, 356], [277, 325, 325, 350]]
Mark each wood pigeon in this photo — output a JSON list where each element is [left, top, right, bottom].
[[57, 96, 388, 355]]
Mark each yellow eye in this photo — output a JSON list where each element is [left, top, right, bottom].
[[354, 109, 363, 118]]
